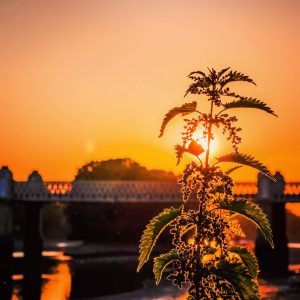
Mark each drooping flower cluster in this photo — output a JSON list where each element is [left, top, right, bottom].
[[167, 163, 245, 299]]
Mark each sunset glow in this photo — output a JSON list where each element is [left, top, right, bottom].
[[192, 132, 218, 158], [0, 0, 299, 183]]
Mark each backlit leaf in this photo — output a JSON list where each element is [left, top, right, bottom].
[[174, 144, 185, 165], [216, 152, 275, 181], [137, 207, 181, 272], [225, 165, 243, 175], [159, 102, 197, 137], [153, 250, 179, 284], [220, 71, 256, 87], [174, 141, 204, 165], [217, 260, 260, 300], [229, 246, 259, 278], [222, 97, 277, 117], [218, 198, 273, 248], [217, 67, 230, 79]]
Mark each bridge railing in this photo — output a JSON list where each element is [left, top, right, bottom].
[[0, 166, 298, 203], [9, 180, 300, 203], [0, 166, 299, 278], [11, 180, 259, 202]]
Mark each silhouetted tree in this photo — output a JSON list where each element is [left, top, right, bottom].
[[75, 158, 176, 181]]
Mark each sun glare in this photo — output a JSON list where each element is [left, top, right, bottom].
[[192, 132, 218, 156]]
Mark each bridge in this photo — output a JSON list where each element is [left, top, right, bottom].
[[0, 166, 299, 299], [9, 174, 300, 203]]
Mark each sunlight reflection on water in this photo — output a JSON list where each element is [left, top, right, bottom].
[[10, 245, 299, 300], [41, 263, 71, 300], [175, 293, 189, 299], [12, 252, 72, 300]]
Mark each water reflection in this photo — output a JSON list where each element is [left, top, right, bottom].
[[8, 244, 300, 299], [12, 252, 71, 300], [175, 293, 189, 299], [41, 263, 71, 300]]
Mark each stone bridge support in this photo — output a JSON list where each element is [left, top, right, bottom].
[[0, 166, 14, 300], [22, 171, 44, 300], [255, 172, 289, 277]]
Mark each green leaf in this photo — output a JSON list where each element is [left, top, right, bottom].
[[218, 198, 273, 248], [180, 224, 196, 237], [229, 246, 259, 278], [219, 70, 256, 87], [216, 152, 275, 181], [137, 207, 181, 272], [159, 101, 197, 137], [153, 250, 179, 284], [216, 260, 260, 300], [222, 97, 277, 117]]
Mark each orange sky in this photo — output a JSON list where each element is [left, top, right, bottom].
[[0, 0, 300, 181]]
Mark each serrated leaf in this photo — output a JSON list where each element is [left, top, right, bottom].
[[222, 97, 277, 117], [188, 70, 207, 78], [180, 224, 195, 237], [229, 246, 259, 278], [137, 207, 181, 272], [218, 198, 273, 248], [153, 250, 179, 284], [174, 144, 185, 165], [217, 67, 230, 79], [174, 141, 205, 165], [225, 165, 243, 175], [216, 152, 275, 181], [184, 80, 211, 97], [216, 260, 260, 300], [220, 70, 256, 87], [159, 102, 197, 137]]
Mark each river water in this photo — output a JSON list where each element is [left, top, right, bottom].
[[12, 252, 72, 300], [10, 244, 300, 300]]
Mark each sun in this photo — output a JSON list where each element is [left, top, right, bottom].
[[192, 132, 218, 157]]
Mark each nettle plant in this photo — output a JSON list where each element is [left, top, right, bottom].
[[137, 68, 277, 299]]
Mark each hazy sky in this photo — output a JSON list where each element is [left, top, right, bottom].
[[0, 0, 299, 181]]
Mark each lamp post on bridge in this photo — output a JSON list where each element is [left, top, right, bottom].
[[255, 171, 289, 277]]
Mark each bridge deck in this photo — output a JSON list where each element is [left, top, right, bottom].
[[9, 181, 300, 203]]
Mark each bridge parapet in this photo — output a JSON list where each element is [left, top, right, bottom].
[[1, 167, 300, 278], [12, 180, 257, 202], [10, 179, 300, 203], [0, 165, 295, 203]]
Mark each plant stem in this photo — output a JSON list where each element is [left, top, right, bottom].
[[195, 87, 215, 300], [205, 91, 215, 167]]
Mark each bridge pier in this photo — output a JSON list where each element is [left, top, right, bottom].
[[23, 202, 43, 300], [22, 171, 45, 300], [255, 172, 289, 277], [0, 204, 13, 299], [0, 167, 14, 300]]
